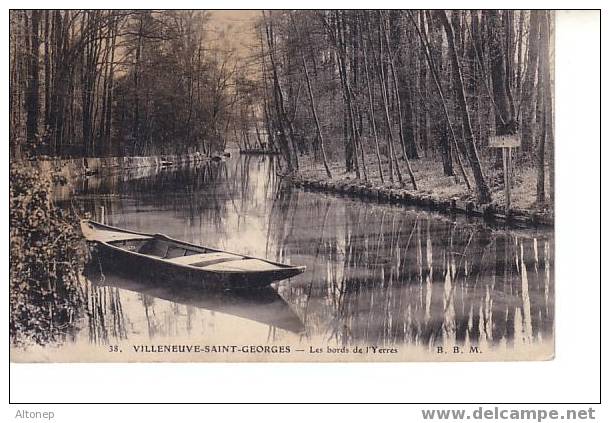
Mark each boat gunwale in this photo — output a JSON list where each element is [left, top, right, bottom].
[[81, 220, 306, 275]]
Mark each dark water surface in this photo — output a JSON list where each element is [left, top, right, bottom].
[[15, 154, 554, 360]]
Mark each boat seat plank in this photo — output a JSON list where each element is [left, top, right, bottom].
[[168, 252, 241, 266], [205, 259, 281, 272]]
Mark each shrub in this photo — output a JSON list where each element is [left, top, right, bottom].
[[10, 163, 86, 346]]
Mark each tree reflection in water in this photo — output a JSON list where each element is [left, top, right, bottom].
[[271, 188, 554, 350], [43, 155, 552, 353]]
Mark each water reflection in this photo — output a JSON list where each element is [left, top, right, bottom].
[[40, 154, 553, 355], [273, 193, 554, 350], [83, 265, 305, 336]]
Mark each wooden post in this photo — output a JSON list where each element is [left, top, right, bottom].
[[503, 147, 511, 213], [507, 146, 512, 212], [489, 135, 520, 214]]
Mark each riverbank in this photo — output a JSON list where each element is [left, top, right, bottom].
[[26, 153, 209, 180], [239, 148, 280, 155], [289, 155, 554, 228]]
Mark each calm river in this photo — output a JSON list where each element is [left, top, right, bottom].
[[14, 154, 554, 361]]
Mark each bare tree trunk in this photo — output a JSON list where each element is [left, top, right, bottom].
[[486, 11, 516, 167], [536, 96, 546, 203], [363, 34, 385, 184], [408, 11, 472, 189], [384, 19, 420, 177], [263, 11, 295, 172], [503, 11, 516, 119], [99, 22, 110, 151], [374, 12, 403, 186], [26, 10, 41, 148], [438, 10, 491, 203], [133, 14, 143, 151], [253, 114, 264, 149], [515, 11, 524, 104], [43, 11, 51, 129], [334, 11, 359, 177], [105, 17, 117, 155], [521, 11, 541, 152], [259, 25, 276, 153], [301, 47, 332, 178], [537, 12, 553, 204], [546, 13, 555, 206], [351, 13, 369, 182]]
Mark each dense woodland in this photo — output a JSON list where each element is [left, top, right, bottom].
[[255, 10, 554, 205], [9, 10, 240, 158], [9, 9, 554, 206]]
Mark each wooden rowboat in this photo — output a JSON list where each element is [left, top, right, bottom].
[[81, 220, 306, 290]]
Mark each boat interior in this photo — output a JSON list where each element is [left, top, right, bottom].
[[109, 237, 283, 271]]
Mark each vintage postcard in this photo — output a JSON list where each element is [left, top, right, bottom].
[[10, 10, 554, 362]]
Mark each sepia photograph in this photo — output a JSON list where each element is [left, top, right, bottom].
[[9, 9, 556, 363]]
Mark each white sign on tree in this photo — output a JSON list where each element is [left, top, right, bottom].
[[489, 134, 521, 212], [489, 134, 521, 148]]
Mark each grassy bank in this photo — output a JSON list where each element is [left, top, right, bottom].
[[290, 154, 553, 227]]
